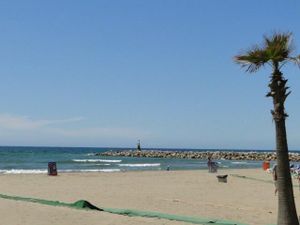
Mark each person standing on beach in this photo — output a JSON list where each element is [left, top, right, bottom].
[[207, 155, 217, 172], [207, 156, 212, 172], [272, 165, 278, 195]]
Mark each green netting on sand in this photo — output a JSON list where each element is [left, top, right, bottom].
[[230, 174, 299, 187], [0, 193, 102, 211], [102, 207, 247, 225], [230, 174, 274, 184], [0, 193, 247, 225]]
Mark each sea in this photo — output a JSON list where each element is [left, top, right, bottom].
[[0, 146, 280, 174]]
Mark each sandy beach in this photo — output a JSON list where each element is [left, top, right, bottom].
[[1, 168, 300, 225]]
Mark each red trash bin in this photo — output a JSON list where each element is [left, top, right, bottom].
[[48, 162, 57, 176]]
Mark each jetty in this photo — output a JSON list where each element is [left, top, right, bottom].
[[97, 150, 300, 161]]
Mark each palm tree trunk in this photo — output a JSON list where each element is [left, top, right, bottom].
[[269, 66, 299, 225], [275, 119, 298, 224]]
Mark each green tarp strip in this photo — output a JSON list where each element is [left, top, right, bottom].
[[0, 193, 247, 225], [0, 194, 102, 211], [102, 207, 247, 225]]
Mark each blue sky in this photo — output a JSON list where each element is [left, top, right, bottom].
[[0, 1, 299, 149]]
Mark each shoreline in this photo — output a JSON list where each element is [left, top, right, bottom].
[[0, 165, 270, 175], [0, 166, 261, 175]]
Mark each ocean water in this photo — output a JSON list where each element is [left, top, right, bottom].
[[0, 146, 268, 174]]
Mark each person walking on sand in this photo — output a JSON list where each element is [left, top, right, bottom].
[[272, 164, 278, 195]]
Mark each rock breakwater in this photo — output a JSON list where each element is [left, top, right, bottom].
[[97, 150, 300, 161]]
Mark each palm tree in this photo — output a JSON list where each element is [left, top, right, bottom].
[[234, 32, 300, 225]]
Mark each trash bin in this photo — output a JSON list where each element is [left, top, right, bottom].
[[262, 161, 270, 171], [217, 175, 228, 183], [48, 162, 57, 176]]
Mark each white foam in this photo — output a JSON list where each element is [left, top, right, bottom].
[[198, 162, 209, 165], [231, 162, 248, 165], [93, 163, 111, 166], [220, 165, 229, 168], [73, 159, 122, 163], [98, 169, 120, 172], [0, 169, 47, 174], [0, 168, 121, 174], [62, 169, 121, 173], [118, 163, 161, 167]]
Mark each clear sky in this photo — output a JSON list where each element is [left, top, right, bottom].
[[0, 0, 299, 149]]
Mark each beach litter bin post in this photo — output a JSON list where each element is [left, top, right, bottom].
[[217, 175, 228, 183], [48, 162, 57, 176], [262, 161, 270, 171]]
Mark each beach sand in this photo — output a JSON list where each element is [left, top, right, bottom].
[[0, 168, 299, 225]]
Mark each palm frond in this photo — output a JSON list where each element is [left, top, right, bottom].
[[264, 32, 293, 62], [234, 47, 268, 73], [288, 55, 300, 68], [234, 32, 299, 73]]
